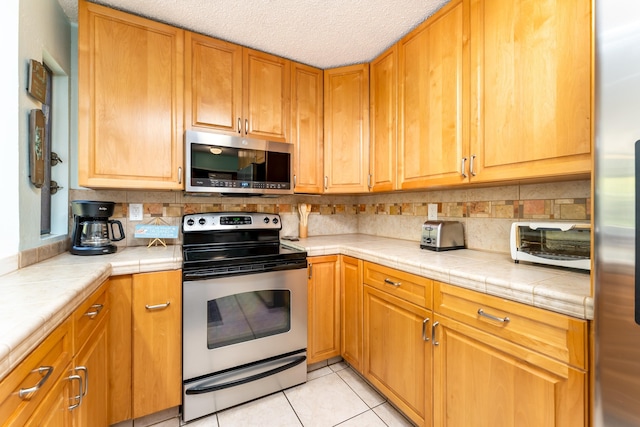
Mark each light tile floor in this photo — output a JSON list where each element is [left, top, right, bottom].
[[184, 362, 415, 427]]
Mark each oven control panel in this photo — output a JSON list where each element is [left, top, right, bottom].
[[182, 212, 281, 232]]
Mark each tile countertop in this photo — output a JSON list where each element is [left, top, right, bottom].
[[0, 234, 592, 383], [0, 245, 181, 383], [283, 234, 593, 321]]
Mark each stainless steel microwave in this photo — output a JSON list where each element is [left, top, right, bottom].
[[185, 130, 293, 196]]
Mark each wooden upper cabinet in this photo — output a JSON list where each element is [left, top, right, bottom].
[[185, 32, 290, 143], [78, 0, 184, 190], [398, 0, 468, 190], [369, 45, 398, 192], [185, 33, 242, 135], [469, 0, 592, 182], [291, 62, 324, 193], [244, 49, 291, 142], [324, 64, 370, 193]]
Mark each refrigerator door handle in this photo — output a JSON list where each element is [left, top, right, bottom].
[[635, 140, 640, 325]]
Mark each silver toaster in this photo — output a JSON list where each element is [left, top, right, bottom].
[[420, 221, 465, 251]]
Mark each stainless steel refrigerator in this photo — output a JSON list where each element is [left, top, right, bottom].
[[595, 1, 640, 425]]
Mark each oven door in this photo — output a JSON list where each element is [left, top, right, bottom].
[[182, 268, 307, 382]]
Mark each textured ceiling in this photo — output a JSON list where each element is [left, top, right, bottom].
[[56, 0, 450, 69]]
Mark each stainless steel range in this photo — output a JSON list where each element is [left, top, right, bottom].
[[181, 212, 308, 422]]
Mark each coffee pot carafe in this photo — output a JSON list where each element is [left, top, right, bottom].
[[71, 200, 125, 255]]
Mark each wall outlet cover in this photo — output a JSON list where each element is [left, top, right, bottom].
[[129, 203, 143, 221], [428, 204, 438, 221]]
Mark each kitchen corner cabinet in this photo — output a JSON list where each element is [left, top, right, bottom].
[[397, 0, 468, 190], [185, 32, 291, 142], [323, 64, 370, 193], [468, 0, 592, 182], [432, 281, 587, 427], [291, 62, 324, 193], [340, 256, 363, 371], [369, 45, 398, 192], [108, 270, 182, 423], [307, 256, 341, 364], [78, 0, 184, 190], [0, 280, 110, 427], [362, 262, 433, 426]]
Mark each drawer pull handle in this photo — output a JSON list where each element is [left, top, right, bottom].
[[432, 321, 440, 346], [83, 303, 104, 319], [422, 317, 430, 341], [19, 366, 54, 399], [384, 278, 401, 287], [145, 301, 171, 311], [67, 374, 83, 411], [477, 308, 510, 323], [75, 366, 88, 397]]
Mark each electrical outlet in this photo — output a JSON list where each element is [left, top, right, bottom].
[[129, 203, 143, 221], [428, 204, 438, 221]]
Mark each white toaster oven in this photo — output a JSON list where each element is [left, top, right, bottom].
[[510, 222, 591, 270]]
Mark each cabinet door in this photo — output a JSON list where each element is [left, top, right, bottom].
[[244, 49, 290, 142], [369, 45, 397, 192], [469, 0, 591, 182], [291, 62, 324, 194], [185, 32, 243, 135], [25, 364, 72, 427], [433, 314, 586, 427], [78, 0, 184, 190], [323, 64, 370, 193], [73, 317, 109, 427], [363, 285, 431, 426], [398, 0, 468, 189], [340, 256, 363, 372], [108, 275, 132, 425], [132, 270, 182, 419], [307, 256, 341, 364]]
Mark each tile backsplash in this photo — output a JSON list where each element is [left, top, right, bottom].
[[66, 179, 590, 255]]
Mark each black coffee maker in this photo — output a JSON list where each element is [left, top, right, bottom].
[[70, 200, 125, 255]]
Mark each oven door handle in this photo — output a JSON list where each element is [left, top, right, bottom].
[[185, 355, 307, 395]]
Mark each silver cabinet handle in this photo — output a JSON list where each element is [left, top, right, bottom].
[[245, 119, 249, 134], [237, 117, 242, 134], [75, 366, 88, 397], [432, 321, 440, 346], [67, 374, 83, 411], [477, 308, 510, 323], [145, 301, 171, 311], [178, 166, 183, 184], [83, 303, 103, 319], [422, 317, 430, 342], [324, 176, 328, 190], [461, 157, 468, 178], [308, 264, 313, 280], [470, 154, 477, 176], [19, 366, 53, 399], [293, 174, 297, 188], [383, 278, 401, 287], [367, 174, 372, 189]]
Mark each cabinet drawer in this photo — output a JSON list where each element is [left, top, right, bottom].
[[74, 280, 110, 350], [0, 318, 72, 426], [363, 262, 432, 309], [434, 281, 588, 369]]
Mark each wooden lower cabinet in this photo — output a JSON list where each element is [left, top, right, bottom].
[[340, 256, 363, 371], [307, 256, 341, 364], [108, 270, 182, 423], [72, 310, 109, 427], [132, 270, 182, 418], [432, 313, 586, 427], [363, 284, 432, 426]]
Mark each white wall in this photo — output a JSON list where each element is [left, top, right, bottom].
[[0, 0, 20, 272], [17, 0, 71, 251]]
